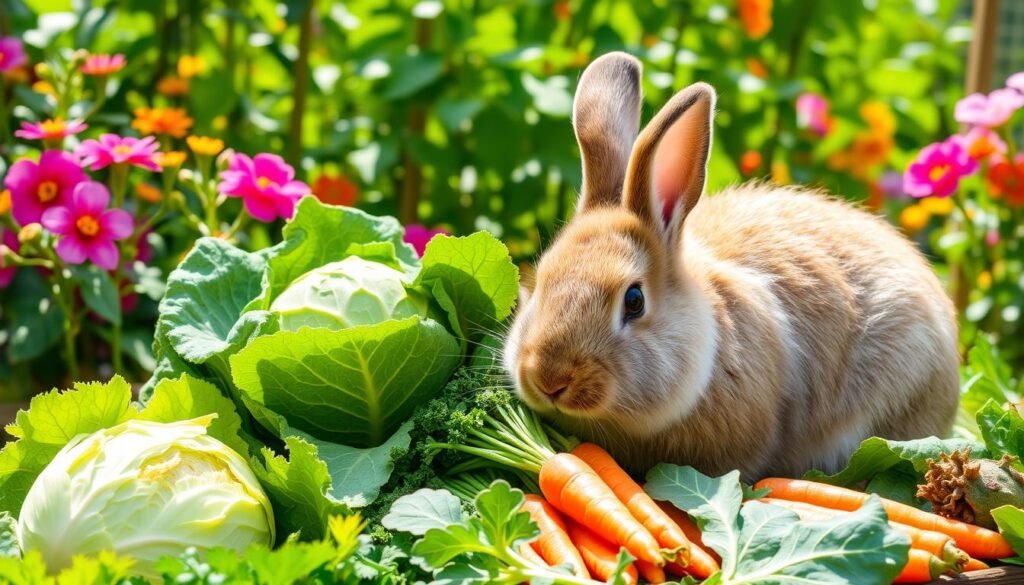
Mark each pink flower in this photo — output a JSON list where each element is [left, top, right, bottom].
[[404, 224, 450, 257], [217, 153, 309, 222], [4, 151, 87, 225], [15, 118, 88, 141], [986, 230, 1000, 247], [1007, 72, 1024, 92], [75, 134, 160, 171], [796, 92, 831, 136], [81, 53, 125, 76], [903, 139, 978, 198], [41, 182, 134, 270], [877, 170, 906, 198], [0, 37, 27, 73], [955, 89, 1024, 128], [957, 126, 1007, 163], [0, 230, 18, 288]]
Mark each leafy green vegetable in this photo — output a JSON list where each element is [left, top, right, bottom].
[[381, 488, 463, 535], [646, 464, 909, 585], [0, 513, 18, 559], [992, 505, 1024, 565], [977, 399, 1024, 462]]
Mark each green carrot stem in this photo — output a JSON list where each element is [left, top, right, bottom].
[[427, 441, 541, 474]]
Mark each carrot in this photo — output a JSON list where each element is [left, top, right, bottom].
[[572, 443, 692, 563], [635, 560, 667, 583], [655, 501, 721, 578], [519, 543, 548, 567], [521, 494, 589, 578], [759, 497, 967, 568], [565, 519, 638, 585], [539, 452, 665, 565], [754, 478, 1014, 559], [963, 557, 989, 572], [893, 548, 961, 583]]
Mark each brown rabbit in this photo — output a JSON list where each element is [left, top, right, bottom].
[[503, 52, 959, 479]]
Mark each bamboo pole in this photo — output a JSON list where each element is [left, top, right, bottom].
[[966, 0, 999, 94]]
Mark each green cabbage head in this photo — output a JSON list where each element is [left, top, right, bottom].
[[270, 255, 430, 331], [17, 416, 274, 578]]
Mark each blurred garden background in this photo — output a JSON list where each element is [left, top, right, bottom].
[[0, 0, 1022, 408]]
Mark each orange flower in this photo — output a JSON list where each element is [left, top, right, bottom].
[[132, 107, 194, 138], [312, 173, 359, 207], [156, 76, 190, 97], [740, 150, 762, 175], [860, 102, 895, 136], [738, 0, 772, 39], [187, 135, 225, 157], [154, 151, 187, 169], [177, 55, 206, 79], [771, 160, 790, 184], [0, 189, 11, 215], [642, 34, 660, 49], [553, 1, 571, 21], [746, 57, 769, 79], [846, 132, 893, 179], [135, 182, 163, 204], [899, 205, 929, 233], [987, 158, 1024, 206]]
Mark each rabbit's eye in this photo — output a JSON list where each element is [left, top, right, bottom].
[[623, 284, 644, 320]]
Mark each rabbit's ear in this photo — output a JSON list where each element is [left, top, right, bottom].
[[623, 82, 715, 245], [573, 52, 643, 213]]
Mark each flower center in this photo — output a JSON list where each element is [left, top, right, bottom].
[[0, 52, 6, 66], [113, 145, 134, 156], [969, 137, 995, 159], [40, 119, 65, 137], [929, 164, 950, 182], [257, 176, 276, 190], [37, 181, 59, 203], [76, 215, 100, 237]]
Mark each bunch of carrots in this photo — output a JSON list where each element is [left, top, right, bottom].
[[754, 478, 1013, 583]]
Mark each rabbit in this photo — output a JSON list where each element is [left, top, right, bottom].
[[502, 52, 960, 480]]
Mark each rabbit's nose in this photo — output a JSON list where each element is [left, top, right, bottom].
[[535, 370, 573, 398]]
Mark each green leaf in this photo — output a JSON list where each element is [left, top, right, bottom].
[[0, 512, 18, 559], [0, 551, 49, 585], [257, 197, 419, 305], [245, 540, 338, 585], [977, 400, 1024, 460], [992, 505, 1024, 560], [382, 488, 464, 536], [521, 73, 572, 117], [0, 376, 136, 515], [70, 264, 121, 325], [231, 317, 461, 448], [804, 435, 986, 487], [138, 374, 251, 457], [414, 523, 487, 569], [254, 437, 349, 542], [4, 269, 63, 363], [436, 98, 485, 132], [382, 53, 444, 100], [417, 233, 519, 341], [156, 237, 276, 372], [473, 480, 535, 552]]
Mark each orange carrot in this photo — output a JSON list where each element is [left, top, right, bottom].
[[521, 494, 589, 578], [655, 501, 721, 578], [565, 519, 638, 585], [539, 452, 664, 565], [754, 478, 1014, 559], [519, 543, 548, 567], [963, 557, 989, 572], [893, 548, 960, 583], [759, 497, 967, 568], [636, 560, 667, 583], [572, 443, 692, 563]]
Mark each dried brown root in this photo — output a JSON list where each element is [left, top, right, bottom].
[[916, 449, 1024, 529]]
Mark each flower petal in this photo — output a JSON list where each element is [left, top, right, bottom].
[[41, 206, 76, 235], [244, 194, 279, 222], [86, 238, 120, 270], [55, 235, 88, 265], [72, 181, 111, 214], [100, 209, 134, 240]]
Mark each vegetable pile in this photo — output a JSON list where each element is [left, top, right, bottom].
[[1, 205, 1024, 584]]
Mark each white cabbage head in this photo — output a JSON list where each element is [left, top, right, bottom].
[[271, 255, 430, 331], [17, 416, 274, 578]]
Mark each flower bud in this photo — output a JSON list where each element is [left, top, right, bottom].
[[18, 223, 43, 245]]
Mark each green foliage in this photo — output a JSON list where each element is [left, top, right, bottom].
[[645, 465, 909, 585]]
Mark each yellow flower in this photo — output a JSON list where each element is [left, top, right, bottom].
[[133, 107, 194, 138], [899, 205, 929, 233], [135, 182, 163, 204], [919, 196, 954, 216], [977, 271, 992, 291], [156, 76, 190, 97], [771, 161, 790, 184], [0, 190, 10, 215], [155, 151, 187, 169], [32, 81, 56, 97], [213, 116, 228, 131], [187, 135, 225, 157], [860, 102, 895, 136], [177, 55, 206, 79]]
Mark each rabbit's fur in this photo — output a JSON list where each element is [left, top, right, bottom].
[[503, 52, 959, 479]]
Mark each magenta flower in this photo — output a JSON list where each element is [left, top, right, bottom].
[[41, 182, 134, 270], [795, 92, 831, 136], [75, 134, 160, 171], [80, 53, 125, 76], [0, 230, 18, 288], [218, 153, 309, 222], [903, 139, 978, 198], [4, 151, 87, 225], [0, 37, 27, 73], [1007, 72, 1024, 92], [15, 118, 87, 142], [404, 224, 450, 257], [955, 89, 1024, 128]]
